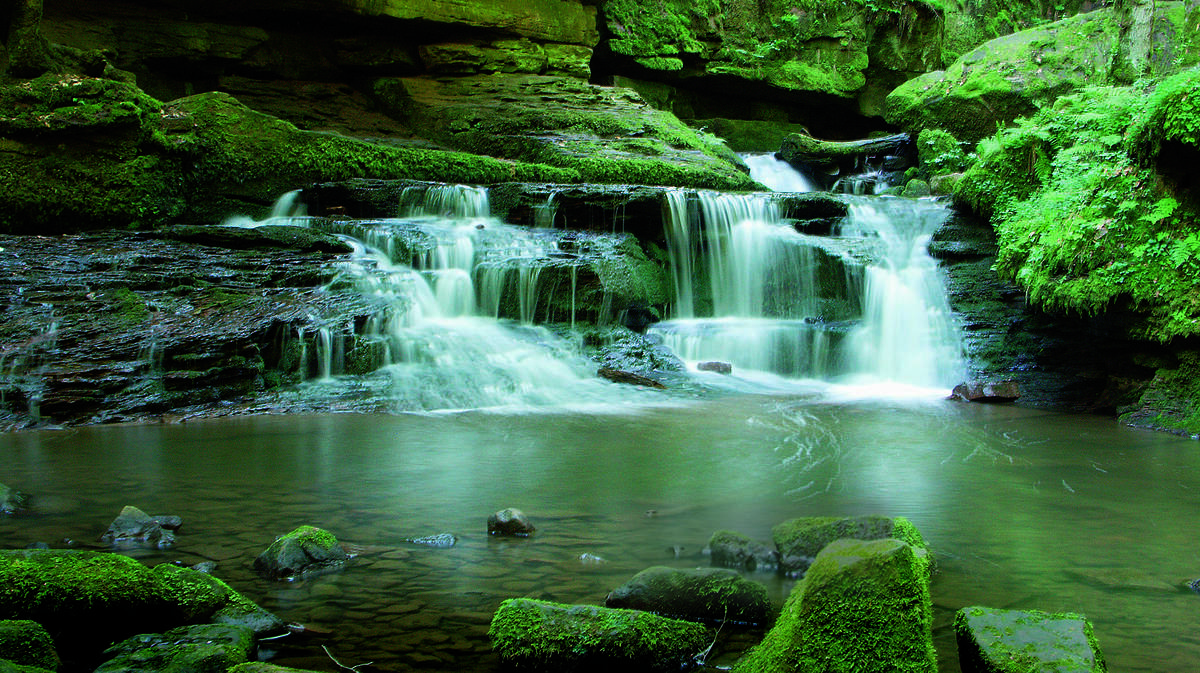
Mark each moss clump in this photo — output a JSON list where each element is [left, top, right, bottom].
[[488, 597, 710, 672], [954, 606, 1106, 673], [957, 71, 1200, 342], [95, 623, 254, 673], [1119, 350, 1200, 435], [253, 525, 348, 580], [916, 128, 971, 177], [771, 514, 930, 576], [733, 538, 935, 673], [0, 621, 59, 671]]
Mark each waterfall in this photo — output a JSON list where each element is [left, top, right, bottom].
[[743, 154, 815, 192]]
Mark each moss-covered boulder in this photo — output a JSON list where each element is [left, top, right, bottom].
[[0, 550, 279, 662], [253, 525, 348, 579], [352, 0, 599, 46], [955, 606, 1106, 673], [605, 566, 771, 625], [707, 530, 779, 572], [94, 624, 254, 673], [0, 661, 53, 673], [771, 514, 929, 576], [372, 74, 756, 191], [488, 597, 709, 671], [0, 621, 58, 671], [733, 538, 935, 673]]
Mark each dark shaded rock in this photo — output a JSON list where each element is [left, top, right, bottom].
[[152, 515, 182, 531], [406, 533, 457, 548], [253, 525, 348, 580], [100, 505, 175, 548], [771, 514, 930, 577], [229, 664, 325, 673], [929, 211, 999, 260], [95, 623, 254, 673], [488, 598, 709, 672], [190, 561, 217, 574], [619, 302, 658, 333], [707, 530, 777, 572], [697, 361, 732, 375], [779, 133, 914, 190], [955, 606, 1106, 673], [0, 485, 29, 516], [0, 620, 59, 671], [591, 329, 685, 375], [598, 367, 667, 389], [488, 508, 536, 537], [733, 538, 935, 673], [605, 566, 770, 626], [951, 380, 1021, 402], [157, 225, 353, 254]]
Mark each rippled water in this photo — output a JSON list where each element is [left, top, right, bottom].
[[2, 396, 1198, 672]]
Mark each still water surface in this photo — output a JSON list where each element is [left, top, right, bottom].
[[2, 396, 1198, 671]]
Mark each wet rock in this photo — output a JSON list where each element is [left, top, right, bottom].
[[606, 566, 770, 626], [100, 505, 176, 548], [771, 514, 931, 577], [228, 664, 326, 673], [95, 623, 254, 673], [951, 380, 1021, 403], [157, 225, 353, 254], [779, 133, 915, 190], [591, 329, 685, 375], [253, 525, 349, 580], [152, 515, 183, 531], [598, 367, 667, 389], [0, 620, 60, 671], [488, 598, 708, 672], [734, 538, 935, 673], [0, 484, 29, 516], [407, 533, 457, 548], [190, 561, 218, 574], [697, 361, 732, 375], [619, 302, 659, 334], [488, 508, 536, 537], [954, 606, 1106, 673], [707, 530, 778, 572]]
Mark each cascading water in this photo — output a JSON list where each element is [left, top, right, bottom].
[[743, 153, 815, 193]]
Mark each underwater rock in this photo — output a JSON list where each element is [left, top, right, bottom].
[[707, 530, 777, 572], [733, 538, 936, 673], [253, 525, 349, 580], [406, 533, 458, 548], [94, 623, 254, 673], [100, 505, 176, 548], [488, 598, 709, 672], [955, 606, 1106, 673], [605, 566, 770, 626], [771, 514, 931, 577], [0, 485, 29, 516], [0, 620, 60, 672], [951, 380, 1021, 403], [487, 508, 536, 537]]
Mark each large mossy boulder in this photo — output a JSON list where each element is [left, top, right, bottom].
[[0, 620, 58, 671], [0, 550, 279, 661], [771, 514, 929, 576], [955, 606, 1106, 673], [605, 566, 771, 626], [733, 538, 935, 673], [94, 624, 255, 673], [488, 598, 710, 672], [253, 525, 348, 579]]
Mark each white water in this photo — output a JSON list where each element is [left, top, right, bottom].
[[743, 153, 816, 192]]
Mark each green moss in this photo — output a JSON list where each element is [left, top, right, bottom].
[[488, 598, 709, 672], [771, 514, 931, 575], [0, 621, 58, 671], [954, 607, 1106, 673]]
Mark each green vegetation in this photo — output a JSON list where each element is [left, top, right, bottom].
[[956, 70, 1200, 342], [771, 514, 931, 575], [954, 606, 1106, 672], [0, 621, 59, 671]]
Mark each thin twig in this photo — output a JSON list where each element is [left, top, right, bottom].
[[322, 644, 374, 672]]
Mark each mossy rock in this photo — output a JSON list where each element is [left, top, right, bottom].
[[954, 606, 1106, 673], [733, 538, 935, 673], [488, 597, 710, 672], [0, 621, 58, 671], [771, 514, 930, 576], [0, 661, 54, 673], [157, 224, 353, 254], [605, 566, 771, 626], [94, 623, 254, 673], [0, 550, 278, 660], [707, 530, 779, 573], [253, 525, 348, 579], [228, 664, 325, 673], [916, 128, 971, 177]]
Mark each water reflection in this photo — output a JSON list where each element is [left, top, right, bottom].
[[1, 399, 1198, 672]]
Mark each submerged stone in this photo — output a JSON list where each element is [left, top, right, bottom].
[[253, 525, 349, 580], [0, 485, 29, 516], [734, 538, 935, 673], [771, 514, 930, 577], [0, 620, 59, 671], [407, 533, 458, 548], [487, 508, 536, 537], [95, 623, 254, 673], [488, 598, 709, 672], [707, 530, 777, 572], [100, 505, 176, 548], [955, 606, 1106, 673], [605, 566, 770, 626], [228, 665, 326, 673]]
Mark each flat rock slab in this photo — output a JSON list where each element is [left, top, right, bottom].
[[955, 606, 1106, 673]]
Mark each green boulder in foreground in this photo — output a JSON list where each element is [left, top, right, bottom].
[[94, 623, 255, 673], [605, 566, 771, 626], [0, 620, 58, 671], [734, 538, 935, 673], [955, 606, 1106, 673], [488, 597, 710, 671]]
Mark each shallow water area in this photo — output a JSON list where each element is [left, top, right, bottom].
[[3, 397, 1199, 672]]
